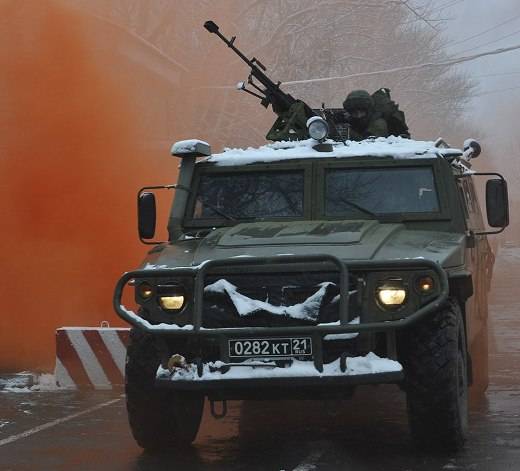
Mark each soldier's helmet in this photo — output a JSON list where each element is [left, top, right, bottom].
[[343, 90, 374, 126], [343, 90, 374, 114]]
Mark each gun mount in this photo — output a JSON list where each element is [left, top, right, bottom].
[[204, 20, 316, 142]]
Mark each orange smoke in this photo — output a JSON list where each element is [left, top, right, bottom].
[[0, 1, 180, 371]]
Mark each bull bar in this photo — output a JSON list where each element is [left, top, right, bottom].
[[113, 254, 449, 338]]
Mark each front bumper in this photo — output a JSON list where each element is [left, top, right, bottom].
[[155, 354, 404, 395]]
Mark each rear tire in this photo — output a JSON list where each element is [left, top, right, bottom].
[[125, 329, 204, 451], [402, 299, 468, 451]]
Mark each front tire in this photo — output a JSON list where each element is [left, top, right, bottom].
[[125, 329, 204, 451], [402, 299, 468, 451]]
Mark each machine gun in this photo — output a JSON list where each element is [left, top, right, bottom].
[[204, 21, 316, 142]]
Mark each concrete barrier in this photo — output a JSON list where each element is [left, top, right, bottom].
[[55, 325, 129, 389]]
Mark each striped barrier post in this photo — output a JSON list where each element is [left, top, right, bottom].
[[55, 325, 130, 389]]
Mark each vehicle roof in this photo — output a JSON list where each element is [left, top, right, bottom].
[[201, 136, 463, 167]]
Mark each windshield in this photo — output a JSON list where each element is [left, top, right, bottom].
[[192, 170, 304, 220], [325, 167, 439, 216]]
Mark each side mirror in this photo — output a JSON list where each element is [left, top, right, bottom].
[[486, 178, 509, 228], [138, 192, 156, 240]]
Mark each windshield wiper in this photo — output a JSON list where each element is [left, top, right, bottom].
[[339, 199, 378, 217], [197, 197, 237, 221]]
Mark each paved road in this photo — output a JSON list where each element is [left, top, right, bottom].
[[1, 249, 520, 471]]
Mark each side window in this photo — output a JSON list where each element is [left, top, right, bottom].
[[458, 177, 485, 231], [462, 179, 475, 214], [457, 180, 469, 220], [466, 178, 485, 231]]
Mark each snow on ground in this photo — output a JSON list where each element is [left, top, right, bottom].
[[205, 136, 462, 166], [0, 373, 60, 393], [158, 352, 402, 382]]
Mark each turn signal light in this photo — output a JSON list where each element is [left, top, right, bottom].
[[417, 276, 434, 294], [137, 282, 153, 300]]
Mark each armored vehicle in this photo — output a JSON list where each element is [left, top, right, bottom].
[[113, 23, 509, 452]]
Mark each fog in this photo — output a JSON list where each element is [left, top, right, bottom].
[[0, 1, 180, 370], [0, 0, 518, 371], [445, 0, 520, 116], [442, 0, 520, 240]]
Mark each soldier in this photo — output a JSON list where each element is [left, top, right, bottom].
[[342, 89, 389, 141]]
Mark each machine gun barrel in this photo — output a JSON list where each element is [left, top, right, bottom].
[[203, 20, 295, 112]]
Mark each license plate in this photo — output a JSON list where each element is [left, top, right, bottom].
[[228, 337, 312, 359]]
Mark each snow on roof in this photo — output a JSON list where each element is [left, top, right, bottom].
[[204, 136, 462, 166], [171, 139, 210, 155]]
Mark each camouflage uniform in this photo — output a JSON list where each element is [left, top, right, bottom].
[[343, 90, 389, 141]]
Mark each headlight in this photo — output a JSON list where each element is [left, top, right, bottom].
[[307, 116, 329, 141], [158, 285, 185, 312], [160, 295, 185, 311], [377, 280, 407, 308]]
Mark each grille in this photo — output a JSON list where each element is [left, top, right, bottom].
[[202, 271, 359, 328]]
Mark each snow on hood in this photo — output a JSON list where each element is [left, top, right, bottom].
[[205, 279, 333, 321], [204, 136, 462, 166]]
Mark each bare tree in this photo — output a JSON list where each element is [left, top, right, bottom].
[[232, 0, 475, 144], [66, 0, 475, 148]]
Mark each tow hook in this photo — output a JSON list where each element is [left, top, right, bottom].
[[210, 399, 227, 419], [167, 354, 188, 372]]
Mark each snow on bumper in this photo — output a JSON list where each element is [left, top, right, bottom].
[[156, 353, 403, 389]]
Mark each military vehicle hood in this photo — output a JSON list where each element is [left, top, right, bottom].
[[141, 220, 465, 270]]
